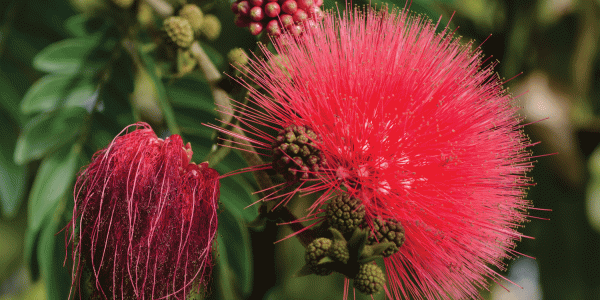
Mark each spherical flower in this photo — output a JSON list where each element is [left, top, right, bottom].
[[208, 6, 534, 300], [66, 123, 219, 299]]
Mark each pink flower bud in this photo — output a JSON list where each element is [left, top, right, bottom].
[[231, 1, 240, 13], [281, 0, 297, 15], [237, 0, 250, 15], [266, 19, 282, 36], [264, 2, 281, 18], [286, 23, 302, 36], [306, 5, 324, 21], [249, 21, 264, 35], [296, 0, 314, 10], [293, 9, 308, 23], [250, 0, 264, 6], [279, 14, 294, 27], [250, 6, 264, 21], [234, 14, 251, 27]]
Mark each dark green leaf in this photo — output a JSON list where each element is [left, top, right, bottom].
[[137, 44, 180, 135], [0, 72, 26, 125], [0, 115, 28, 218], [28, 143, 80, 235], [38, 200, 71, 300], [25, 226, 42, 281], [65, 14, 109, 37], [201, 42, 226, 72], [33, 38, 102, 75], [166, 76, 215, 112], [21, 74, 98, 114], [214, 206, 253, 298], [14, 107, 87, 164]]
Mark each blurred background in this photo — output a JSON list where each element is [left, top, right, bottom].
[[0, 0, 598, 299]]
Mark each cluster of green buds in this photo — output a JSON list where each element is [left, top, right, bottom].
[[163, 4, 221, 49], [299, 194, 406, 295], [272, 125, 326, 182]]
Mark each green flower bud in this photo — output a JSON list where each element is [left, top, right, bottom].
[[164, 16, 194, 48], [326, 193, 365, 233], [330, 240, 350, 264], [353, 263, 385, 295], [305, 237, 333, 276], [201, 14, 221, 41], [227, 48, 249, 66], [367, 217, 405, 257], [179, 4, 204, 34], [272, 125, 325, 182]]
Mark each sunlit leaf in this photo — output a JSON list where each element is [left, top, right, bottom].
[[27, 143, 80, 235], [14, 107, 87, 165], [21, 74, 98, 114], [33, 38, 103, 75]]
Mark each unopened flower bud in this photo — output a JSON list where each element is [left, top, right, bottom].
[[250, 0, 263, 6], [249, 22, 263, 35], [201, 14, 221, 41], [296, 0, 314, 10], [330, 240, 350, 264], [281, 0, 298, 14], [286, 24, 302, 36], [305, 238, 333, 276], [367, 217, 405, 257], [293, 9, 308, 23], [279, 14, 294, 27], [237, 0, 250, 15], [266, 19, 282, 36], [234, 14, 251, 27], [272, 125, 325, 182], [264, 2, 281, 18], [326, 193, 366, 233], [227, 48, 249, 66], [164, 16, 194, 48], [179, 4, 204, 34], [306, 5, 324, 21], [249, 6, 264, 21], [353, 264, 386, 295]]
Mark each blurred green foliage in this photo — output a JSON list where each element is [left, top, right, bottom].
[[0, 0, 599, 299]]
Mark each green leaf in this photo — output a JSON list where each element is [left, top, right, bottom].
[[0, 116, 28, 218], [0, 72, 26, 125], [201, 43, 226, 72], [14, 107, 87, 165], [64, 14, 109, 38], [25, 226, 42, 281], [137, 45, 181, 135], [28, 143, 81, 235], [38, 200, 71, 300], [212, 206, 253, 298], [21, 74, 98, 114], [33, 38, 102, 75], [166, 76, 215, 112]]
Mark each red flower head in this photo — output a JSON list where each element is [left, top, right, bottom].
[[209, 6, 535, 300], [67, 123, 219, 299]]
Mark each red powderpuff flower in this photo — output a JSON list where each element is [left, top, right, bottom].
[[209, 6, 536, 300], [66, 122, 219, 299]]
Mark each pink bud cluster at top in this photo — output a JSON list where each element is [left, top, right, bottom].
[[209, 6, 536, 300], [231, 0, 324, 36], [66, 123, 219, 300]]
